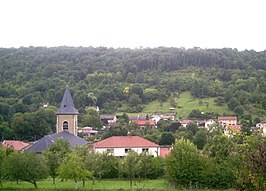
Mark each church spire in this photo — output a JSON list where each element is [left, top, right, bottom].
[[55, 86, 79, 115]]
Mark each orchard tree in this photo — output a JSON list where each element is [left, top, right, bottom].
[[2, 152, 48, 188], [43, 139, 71, 184], [57, 152, 92, 188], [165, 139, 204, 188]]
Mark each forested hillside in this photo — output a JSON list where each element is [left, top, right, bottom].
[[0, 46, 266, 140]]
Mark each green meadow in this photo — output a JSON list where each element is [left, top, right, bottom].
[[118, 92, 233, 119], [0, 179, 236, 191]]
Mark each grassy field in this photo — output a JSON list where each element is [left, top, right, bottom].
[[0, 179, 236, 191], [118, 92, 233, 119]]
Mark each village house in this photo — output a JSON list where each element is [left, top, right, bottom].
[[93, 136, 160, 157], [131, 119, 156, 129], [80, 127, 98, 137], [256, 120, 266, 136], [129, 115, 146, 121], [179, 119, 194, 127], [224, 124, 242, 136], [100, 115, 117, 126], [218, 116, 237, 127], [2, 140, 29, 151]]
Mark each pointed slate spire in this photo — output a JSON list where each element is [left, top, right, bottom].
[[55, 86, 79, 115]]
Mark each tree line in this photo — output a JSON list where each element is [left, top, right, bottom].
[[0, 46, 266, 141], [0, 128, 265, 190]]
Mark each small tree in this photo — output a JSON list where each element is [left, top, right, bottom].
[[57, 152, 92, 189], [193, 129, 207, 150], [43, 138, 71, 184], [122, 151, 140, 187], [165, 139, 203, 188], [2, 152, 48, 188]]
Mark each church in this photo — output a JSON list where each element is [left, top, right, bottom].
[[25, 86, 87, 153]]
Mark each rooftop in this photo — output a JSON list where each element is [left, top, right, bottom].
[[2, 140, 29, 151], [94, 136, 159, 148]]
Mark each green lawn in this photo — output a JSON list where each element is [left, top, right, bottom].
[[119, 92, 233, 119], [0, 179, 236, 191]]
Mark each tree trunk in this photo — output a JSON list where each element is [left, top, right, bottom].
[[82, 179, 85, 187], [53, 175, 55, 185], [33, 181, 38, 189], [74, 179, 78, 190]]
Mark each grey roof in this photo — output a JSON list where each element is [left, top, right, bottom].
[[55, 86, 79, 115], [24, 131, 88, 153]]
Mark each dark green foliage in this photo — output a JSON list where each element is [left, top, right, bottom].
[[193, 129, 207, 150], [2, 152, 48, 188], [0, 46, 265, 141], [159, 132, 175, 145], [165, 139, 204, 188]]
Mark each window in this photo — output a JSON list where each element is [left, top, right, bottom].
[[142, 148, 149, 153], [63, 121, 68, 131], [107, 149, 114, 154], [125, 148, 131, 153]]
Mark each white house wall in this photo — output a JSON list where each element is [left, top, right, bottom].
[[95, 147, 160, 157]]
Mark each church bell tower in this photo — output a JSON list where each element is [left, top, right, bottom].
[[55, 86, 79, 135]]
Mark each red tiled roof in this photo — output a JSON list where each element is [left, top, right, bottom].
[[160, 147, 172, 158], [94, 136, 159, 148], [180, 119, 193, 124], [229, 125, 241, 131], [218, 116, 237, 121], [132, 120, 156, 126], [2, 140, 30, 151]]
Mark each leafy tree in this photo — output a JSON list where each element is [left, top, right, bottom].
[[159, 132, 175, 145], [165, 139, 204, 188], [228, 97, 240, 111], [187, 122, 198, 136], [128, 94, 142, 107], [57, 152, 92, 188], [2, 152, 48, 188], [122, 151, 140, 187], [43, 139, 71, 184], [193, 129, 207, 150], [204, 134, 236, 160], [236, 135, 266, 191], [234, 105, 244, 116]]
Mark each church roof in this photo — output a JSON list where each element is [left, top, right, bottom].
[[55, 86, 79, 115], [24, 131, 88, 153]]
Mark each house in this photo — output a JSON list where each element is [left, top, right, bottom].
[[256, 120, 266, 136], [24, 131, 88, 153], [224, 124, 242, 136], [2, 140, 29, 151], [93, 136, 160, 157], [160, 146, 172, 158], [179, 119, 194, 127], [160, 115, 175, 121], [205, 119, 216, 129], [218, 116, 237, 127], [131, 120, 156, 129], [150, 115, 161, 124], [129, 116, 146, 121], [80, 127, 98, 137], [100, 115, 117, 125]]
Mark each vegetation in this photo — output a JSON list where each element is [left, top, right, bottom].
[[0, 47, 266, 141]]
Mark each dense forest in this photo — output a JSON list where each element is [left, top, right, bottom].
[[0, 46, 266, 140]]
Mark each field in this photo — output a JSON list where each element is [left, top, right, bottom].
[[118, 92, 233, 119], [0, 179, 236, 191]]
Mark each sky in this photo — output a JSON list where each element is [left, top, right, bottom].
[[0, 0, 265, 51]]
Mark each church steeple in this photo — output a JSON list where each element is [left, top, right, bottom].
[[56, 86, 79, 135], [55, 85, 79, 115]]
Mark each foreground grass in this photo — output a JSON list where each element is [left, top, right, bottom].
[[0, 179, 235, 191]]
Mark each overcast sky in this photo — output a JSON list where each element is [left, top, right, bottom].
[[0, 0, 265, 51]]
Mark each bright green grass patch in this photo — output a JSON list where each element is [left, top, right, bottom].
[[0, 179, 236, 191], [142, 92, 232, 119]]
